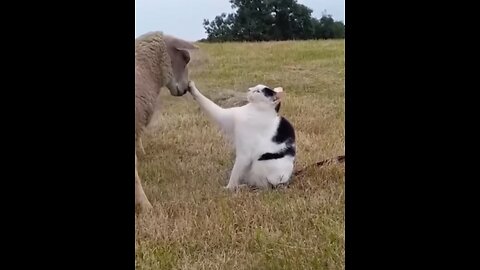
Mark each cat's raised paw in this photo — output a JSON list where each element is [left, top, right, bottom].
[[188, 81, 196, 91]]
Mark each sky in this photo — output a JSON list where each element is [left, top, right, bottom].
[[135, 0, 345, 41]]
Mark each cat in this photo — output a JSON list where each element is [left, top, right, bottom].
[[187, 81, 296, 189]]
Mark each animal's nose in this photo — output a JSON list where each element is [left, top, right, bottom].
[[177, 85, 188, 96]]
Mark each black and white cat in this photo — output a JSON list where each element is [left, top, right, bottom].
[[187, 81, 296, 189]]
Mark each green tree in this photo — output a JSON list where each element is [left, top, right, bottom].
[[203, 13, 236, 42], [229, 0, 274, 41], [332, 21, 345, 39], [312, 11, 345, 39], [202, 0, 344, 42], [268, 0, 314, 40]]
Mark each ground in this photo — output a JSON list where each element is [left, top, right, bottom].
[[135, 39, 345, 269]]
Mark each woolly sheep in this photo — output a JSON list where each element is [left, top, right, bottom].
[[135, 32, 198, 212]]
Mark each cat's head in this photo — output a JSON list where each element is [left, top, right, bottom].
[[247, 84, 284, 112]]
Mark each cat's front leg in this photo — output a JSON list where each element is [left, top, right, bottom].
[[187, 80, 200, 99], [225, 156, 250, 190], [187, 80, 235, 136]]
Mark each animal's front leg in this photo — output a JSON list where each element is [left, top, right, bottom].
[[225, 157, 250, 190], [135, 153, 152, 212], [137, 137, 146, 155]]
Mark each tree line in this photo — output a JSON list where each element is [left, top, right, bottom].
[[202, 0, 345, 42]]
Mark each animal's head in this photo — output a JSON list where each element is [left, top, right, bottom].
[[164, 35, 198, 96], [247, 84, 284, 112]]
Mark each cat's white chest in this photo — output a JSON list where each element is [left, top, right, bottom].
[[233, 107, 279, 156]]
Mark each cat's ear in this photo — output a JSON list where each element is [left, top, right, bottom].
[[274, 87, 284, 101]]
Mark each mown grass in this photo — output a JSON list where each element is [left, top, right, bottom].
[[135, 39, 345, 270]]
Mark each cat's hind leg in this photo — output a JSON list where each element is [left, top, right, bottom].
[[248, 157, 295, 188], [245, 161, 273, 188]]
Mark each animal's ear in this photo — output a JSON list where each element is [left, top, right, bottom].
[[274, 87, 284, 100], [179, 49, 191, 63], [177, 42, 199, 50], [164, 35, 199, 50]]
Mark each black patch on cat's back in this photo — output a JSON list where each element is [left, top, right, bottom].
[[258, 152, 283, 160], [258, 117, 296, 161], [258, 145, 295, 160], [273, 117, 296, 144]]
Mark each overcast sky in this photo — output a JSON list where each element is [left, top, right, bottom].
[[135, 0, 345, 41]]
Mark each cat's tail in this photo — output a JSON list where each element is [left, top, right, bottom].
[[293, 155, 345, 176]]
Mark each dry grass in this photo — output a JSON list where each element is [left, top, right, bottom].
[[136, 40, 345, 269]]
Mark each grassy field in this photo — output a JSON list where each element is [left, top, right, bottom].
[[135, 40, 345, 269]]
